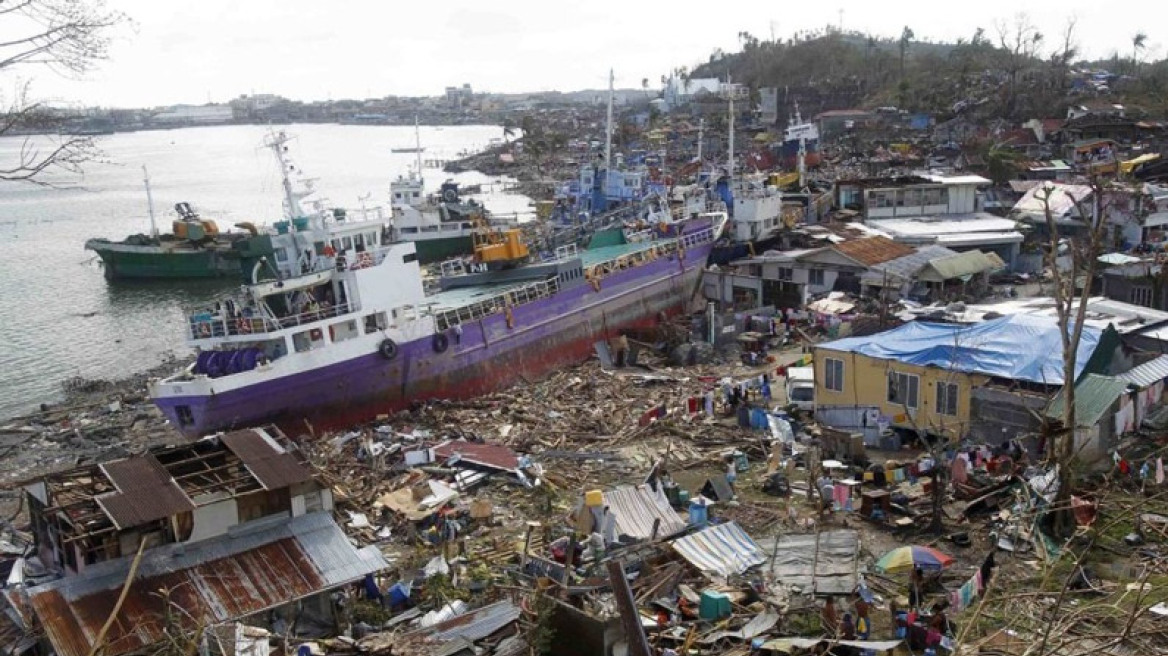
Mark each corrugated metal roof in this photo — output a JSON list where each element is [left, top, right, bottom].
[[95, 456, 195, 530], [28, 512, 386, 656], [1046, 374, 1130, 427], [917, 250, 1004, 282], [1116, 355, 1168, 388], [670, 521, 766, 577], [760, 530, 860, 595], [602, 485, 686, 540], [432, 441, 518, 472], [832, 236, 915, 266], [862, 245, 958, 284], [401, 600, 520, 646], [220, 429, 311, 490]]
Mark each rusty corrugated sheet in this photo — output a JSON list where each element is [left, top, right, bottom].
[[220, 429, 311, 490], [29, 513, 386, 656], [833, 236, 915, 266], [432, 441, 518, 472], [96, 456, 194, 530]]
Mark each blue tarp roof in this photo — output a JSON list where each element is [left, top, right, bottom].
[[817, 314, 1102, 385]]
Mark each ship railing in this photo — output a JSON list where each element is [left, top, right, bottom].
[[188, 301, 358, 340], [432, 276, 561, 331]]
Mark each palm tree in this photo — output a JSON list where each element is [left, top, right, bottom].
[[899, 26, 914, 87], [1133, 32, 1148, 74]]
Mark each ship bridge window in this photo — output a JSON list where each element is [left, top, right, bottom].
[[330, 319, 359, 343], [403, 253, 418, 264], [442, 224, 459, 231], [422, 226, 439, 233], [462, 222, 473, 229], [364, 311, 388, 333], [412, 191, 420, 199], [401, 227, 418, 234], [394, 192, 403, 200], [292, 329, 324, 353], [342, 237, 353, 250]]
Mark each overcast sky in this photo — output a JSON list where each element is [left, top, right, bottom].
[[15, 0, 1168, 108]]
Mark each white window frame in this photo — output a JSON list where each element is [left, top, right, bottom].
[[888, 371, 920, 409], [809, 268, 826, 286], [824, 358, 844, 392], [936, 381, 959, 417]]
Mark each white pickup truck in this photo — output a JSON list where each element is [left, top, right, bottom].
[[785, 366, 815, 413]]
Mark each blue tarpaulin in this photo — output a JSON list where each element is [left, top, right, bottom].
[[817, 315, 1102, 385]]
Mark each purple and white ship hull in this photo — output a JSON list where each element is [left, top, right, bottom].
[[151, 216, 724, 437]]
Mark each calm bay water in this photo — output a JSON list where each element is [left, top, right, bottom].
[[0, 124, 526, 420]]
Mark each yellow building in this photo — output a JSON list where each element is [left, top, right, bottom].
[[812, 315, 1119, 444]]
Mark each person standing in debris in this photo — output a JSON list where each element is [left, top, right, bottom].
[[612, 333, 629, 367], [818, 474, 835, 519], [725, 458, 738, 495], [821, 597, 839, 637], [840, 612, 857, 640], [600, 506, 618, 545], [909, 567, 924, 610]]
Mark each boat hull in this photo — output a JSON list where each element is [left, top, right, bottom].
[[87, 241, 241, 280], [153, 244, 712, 437]]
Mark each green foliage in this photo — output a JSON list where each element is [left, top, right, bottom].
[[351, 599, 393, 626]]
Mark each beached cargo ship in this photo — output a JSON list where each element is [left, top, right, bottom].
[[150, 213, 726, 437]]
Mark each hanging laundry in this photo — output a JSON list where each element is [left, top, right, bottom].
[[687, 397, 699, 414], [1157, 457, 1165, 485], [704, 393, 714, 416]]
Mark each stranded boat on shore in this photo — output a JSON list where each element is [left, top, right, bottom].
[[150, 211, 726, 437]]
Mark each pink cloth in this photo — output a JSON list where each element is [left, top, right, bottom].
[[833, 483, 850, 508], [951, 457, 969, 486]]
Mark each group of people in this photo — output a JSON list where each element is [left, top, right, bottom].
[[820, 587, 874, 642]]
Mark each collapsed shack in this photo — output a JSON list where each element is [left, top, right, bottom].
[[2, 426, 387, 656]]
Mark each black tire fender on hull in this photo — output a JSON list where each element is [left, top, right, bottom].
[[432, 332, 449, 353], [379, 338, 398, 360]]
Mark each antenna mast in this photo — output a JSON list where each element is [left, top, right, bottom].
[[142, 165, 158, 238], [414, 115, 423, 178], [604, 68, 614, 172]]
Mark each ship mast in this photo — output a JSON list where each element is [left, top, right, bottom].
[[142, 165, 158, 238], [727, 79, 735, 185], [795, 101, 807, 189], [414, 115, 423, 181], [604, 68, 614, 172], [265, 130, 299, 225]]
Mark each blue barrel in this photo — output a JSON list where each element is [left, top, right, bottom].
[[688, 499, 708, 526]]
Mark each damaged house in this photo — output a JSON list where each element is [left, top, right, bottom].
[[812, 314, 1122, 446], [6, 426, 386, 656]]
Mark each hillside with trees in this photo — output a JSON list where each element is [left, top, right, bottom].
[[683, 20, 1168, 123]]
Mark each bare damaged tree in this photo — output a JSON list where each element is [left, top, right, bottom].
[[0, 0, 125, 184], [996, 13, 1043, 117], [1037, 179, 1109, 537]]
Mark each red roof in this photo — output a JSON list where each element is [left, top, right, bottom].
[[433, 440, 519, 471], [833, 237, 915, 266]]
